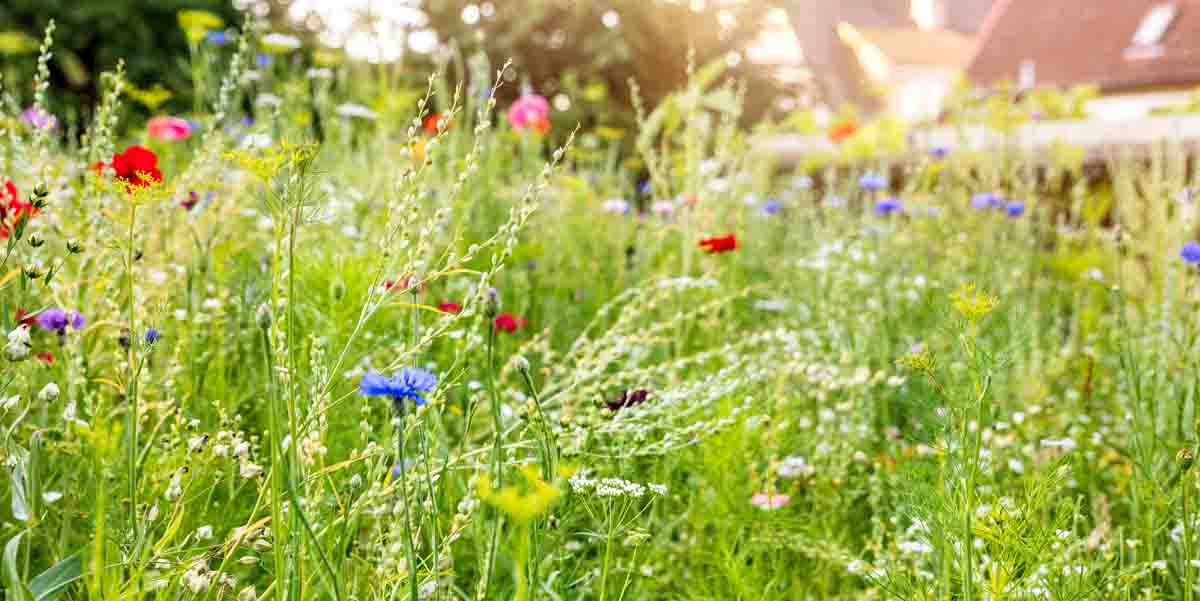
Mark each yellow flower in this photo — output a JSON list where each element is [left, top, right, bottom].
[[177, 9, 224, 45], [896, 351, 935, 374], [477, 464, 562, 525], [950, 283, 998, 323], [125, 84, 173, 111], [0, 31, 38, 55]]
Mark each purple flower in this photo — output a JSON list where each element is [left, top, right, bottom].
[[875, 197, 903, 216], [859, 172, 888, 192], [972, 192, 1002, 210], [762, 199, 782, 215], [205, 30, 229, 46], [1182, 241, 1200, 265], [930, 146, 950, 160], [1005, 201, 1025, 218], [35, 308, 85, 334], [144, 329, 161, 344], [256, 53, 273, 68], [21, 107, 57, 131]]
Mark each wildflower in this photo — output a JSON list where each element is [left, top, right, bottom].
[[651, 200, 675, 217], [35, 308, 85, 334], [602, 199, 631, 214], [507, 93, 551, 134], [0, 180, 38, 239], [423, 112, 450, 134], [335, 103, 378, 121], [239, 461, 264, 479], [971, 192, 1001, 209], [1040, 438, 1077, 452], [20, 106, 57, 131], [1005, 201, 1025, 218], [478, 463, 563, 523], [930, 146, 950, 159], [205, 30, 229, 46], [36, 382, 59, 403], [858, 172, 887, 191], [1181, 241, 1200, 264], [829, 121, 857, 144], [605, 389, 650, 412], [437, 301, 462, 314], [875, 197, 903, 216], [145, 329, 162, 345], [196, 525, 214, 540], [255, 53, 272, 68], [638, 180, 653, 195], [96, 145, 163, 188], [494, 313, 527, 333], [5, 325, 32, 362], [949, 283, 998, 322], [359, 368, 438, 407], [178, 9, 224, 44], [1179, 448, 1196, 471], [261, 33, 302, 53], [36, 352, 54, 364], [778, 456, 815, 479], [698, 234, 738, 254], [147, 116, 193, 141], [762, 199, 782, 215], [750, 492, 791, 510]]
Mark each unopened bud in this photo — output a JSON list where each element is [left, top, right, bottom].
[[256, 303, 273, 330], [27, 235, 44, 248], [66, 240, 83, 254], [1179, 448, 1195, 472]]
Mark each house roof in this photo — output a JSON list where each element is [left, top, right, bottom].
[[858, 27, 977, 67], [967, 0, 1200, 92]]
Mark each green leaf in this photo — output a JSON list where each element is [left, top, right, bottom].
[[4, 533, 34, 601], [30, 551, 83, 601]]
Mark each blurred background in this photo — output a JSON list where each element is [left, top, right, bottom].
[[4, 1, 1200, 136]]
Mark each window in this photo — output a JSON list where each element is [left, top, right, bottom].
[[1131, 4, 1177, 47]]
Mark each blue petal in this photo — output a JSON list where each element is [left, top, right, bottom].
[[359, 372, 393, 397]]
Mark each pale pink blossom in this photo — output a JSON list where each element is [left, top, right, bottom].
[[147, 116, 193, 141], [750, 492, 791, 510]]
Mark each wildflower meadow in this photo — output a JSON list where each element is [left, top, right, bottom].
[[6, 14, 1200, 601]]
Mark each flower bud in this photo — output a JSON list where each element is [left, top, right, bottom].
[[66, 240, 83, 254], [256, 303, 273, 330], [27, 235, 44, 248], [37, 382, 60, 403], [1179, 448, 1195, 472], [22, 265, 42, 280]]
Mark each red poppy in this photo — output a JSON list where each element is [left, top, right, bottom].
[[0, 181, 37, 239], [384, 275, 425, 293], [437, 301, 462, 314], [14, 309, 36, 328], [698, 234, 738, 254], [493, 313, 527, 333], [95, 145, 162, 188], [423, 112, 451, 135], [828, 121, 858, 144], [36, 352, 54, 364]]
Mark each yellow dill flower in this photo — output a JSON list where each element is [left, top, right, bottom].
[[0, 31, 39, 56], [477, 464, 561, 525], [177, 9, 224, 45], [950, 283, 998, 322], [896, 350, 935, 374], [125, 84, 173, 111]]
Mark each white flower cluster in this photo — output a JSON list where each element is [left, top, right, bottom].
[[569, 473, 667, 499]]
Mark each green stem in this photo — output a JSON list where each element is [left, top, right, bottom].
[[396, 401, 421, 601]]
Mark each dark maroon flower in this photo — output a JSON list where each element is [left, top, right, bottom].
[[605, 389, 651, 412]]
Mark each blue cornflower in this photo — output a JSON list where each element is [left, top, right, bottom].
[[256, 53, 273, 68], [1005, 201, 1025, 218], [971, 192, 1002, 210], [1182, 241, 1200, 265], [360, 368, 437, 406], [875, 197, 903, 216], [762, 199, 782, 215], [638, 180, 652, 195], [930, 146, 950, 160], [144, 329, 161, 344], [859, 172, 888, 191], [205, 30, 229, 46]]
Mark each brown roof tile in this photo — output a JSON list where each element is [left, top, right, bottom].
[[967, 0, 1200, 92]]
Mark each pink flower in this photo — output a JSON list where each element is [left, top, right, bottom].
[[21, 107, 57, 131], [750, 492, 791, 511], [147, 116, 193, 141], [507, 94, 551, 134]]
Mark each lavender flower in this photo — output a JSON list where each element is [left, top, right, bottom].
[[762, 199, 782, 215], [1182, 241, 1200, 265], [35, 309, 85, 334], [21, 107, 57, 131], [859, 172, 887, 191], [971, 192, 1002, 210], [875, 198, 903, 216]]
